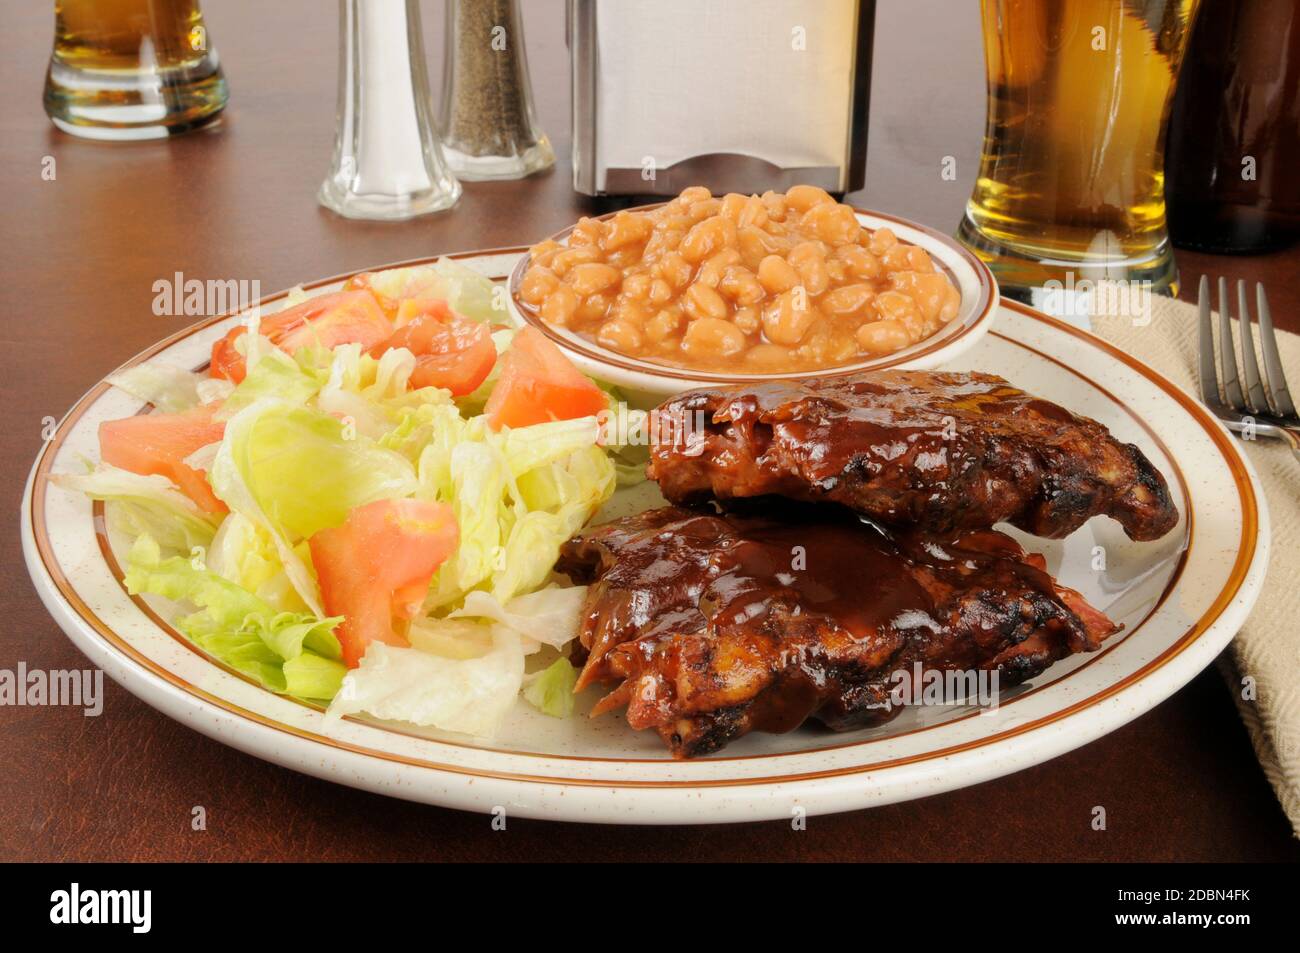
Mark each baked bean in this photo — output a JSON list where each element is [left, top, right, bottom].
[[643, 228, 683, 259], [785, 184, 834, 212], [835, 243, 882, 280], [760, 190, 788, 222], [597, 319, 644, 352], [540, 284, 579, 327], [684, 318, 746, 358], [762, 291, 817, 346], [567, 262, 621, 296], [687, 198, 722, 222], [622, 272, 652, 301], [569, 218, 602, 247], [577, 292, 613, 325], [657, 251, 692, 290], [881, 243, 915, 274], [683, 281, 728, 322], [645, 307, 683, 343], [874, 290, 924, 335], [757, 254, 801, 294], [519, 266, 559, 305], [737, 195, 768, 229], [857, 319, 911, 354], [520, 186, 961, 372], [906, 245, 935, 273], [610, 297, 651, 327], [718, 265, 765, 307], [939, 282, 961, 322], [529, 240, 562, 269], [605, 246, 642, 270], [788, 242, 830, 297], [680, 215, 737, 264], [890, 271, 951, 323], [868, 227, 899, 256], [603, 210, 652, 251], [697, 248, 742, 288], [550, 246, 600, 276], [803, 202, 861, 246], [733, 306, 761, 335], [820, 283, 876, 321], [738, 226, 784, 270], [719, 192, 749, 222]]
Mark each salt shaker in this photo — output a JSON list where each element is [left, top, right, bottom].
[[439, 0, 555, 180], [319, 0, 461, 220]]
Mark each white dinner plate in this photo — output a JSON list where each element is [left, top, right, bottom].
[[22, 247, 1269, 825]]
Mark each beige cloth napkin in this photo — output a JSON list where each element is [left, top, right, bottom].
[[1086, 293, 1299, 836]]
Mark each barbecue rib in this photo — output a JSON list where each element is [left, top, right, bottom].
[[649, 371, 1179, 541], [558, 504, 1119, 758]]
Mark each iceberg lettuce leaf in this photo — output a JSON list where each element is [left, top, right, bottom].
[[52, 465, 219, 555], [220, 347, 322, 416], [361, 259, 509, 327], [107, 362, 202, 413], [326, 628, 524, 736], [451, 585, 587, 650], [208, 399, 418, 614], [523, 657, 578, 718], [124, 535, 345, 699]]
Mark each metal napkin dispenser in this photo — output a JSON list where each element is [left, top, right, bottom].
[[568, 0, 874, 197]]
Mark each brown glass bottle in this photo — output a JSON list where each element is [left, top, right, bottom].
[[1164, 0, 1300, 253]]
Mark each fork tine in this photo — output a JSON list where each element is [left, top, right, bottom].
[[1218, 276, 1246, 409], [1255, 283, 1297, 419], [1198, 275, 1220, 406], [1237, 280, 1268, 413]]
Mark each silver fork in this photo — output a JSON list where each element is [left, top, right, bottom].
[[1198, 275, 1300, 462]]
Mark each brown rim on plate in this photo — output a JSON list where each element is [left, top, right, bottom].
[[507, 204, 998, 382], [27, 261, 1256, 788]]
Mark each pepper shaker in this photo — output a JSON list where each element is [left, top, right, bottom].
[[439, 0, 555, 180]]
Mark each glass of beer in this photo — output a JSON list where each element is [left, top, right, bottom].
[[957, 0, 1199, 301], [43, 0, 228, 140]]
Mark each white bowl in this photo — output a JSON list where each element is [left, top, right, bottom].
[[508, 204, 999, 405]]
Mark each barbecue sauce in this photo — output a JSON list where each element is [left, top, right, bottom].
[[559, 504, 1118, 756], [561, 505, 945, 693]]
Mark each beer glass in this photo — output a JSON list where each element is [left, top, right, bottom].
[[957, 0, 1199, 300], [43, 0, 227, 140]]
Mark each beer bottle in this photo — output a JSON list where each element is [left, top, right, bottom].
[[1164, 0, 1300, 253]]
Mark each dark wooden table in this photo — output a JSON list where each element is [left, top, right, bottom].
[[2, 1, 1297, 862]]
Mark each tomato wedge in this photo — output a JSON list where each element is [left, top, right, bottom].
[[368, 302, 497, 396], [309, 498, 459, 668], [484, 326, 608, 430], [99, 404, 227, 513], [209, 290, 392, 383]]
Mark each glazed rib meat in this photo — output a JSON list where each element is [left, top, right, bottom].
[[649, 371, 1179, 541], [558, 504, 1119, 758]]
